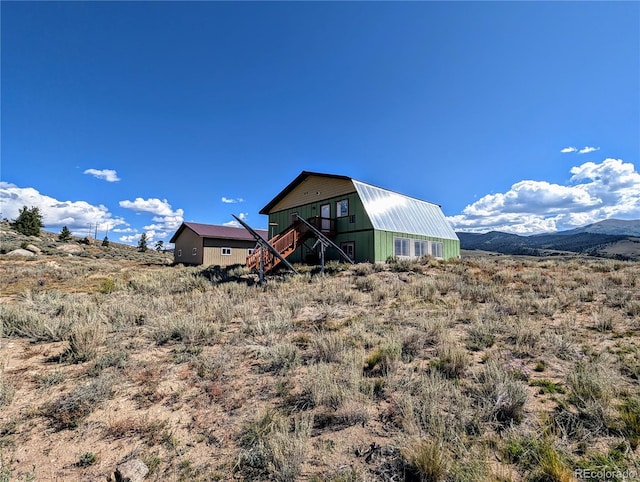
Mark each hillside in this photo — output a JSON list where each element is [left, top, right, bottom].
[[0, 222, 172, 264], [458, 219, 640, 259], [1, 244, 639, 481], [556, 219, 640, 237]]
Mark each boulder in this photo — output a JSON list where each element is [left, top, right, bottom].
[[57, 244, 83, 254], [115, 458, 149, 482], [5, 249, 36, 257], [24, 244, 42, 254]]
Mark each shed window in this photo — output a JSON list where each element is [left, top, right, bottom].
[[394, 237, 410, 257], [222, 247, 232, 256], [177, 249, 182, 257], [247, 248, 255, 255], [415, 240, 428, 257], [337, 199, 349, 217], [192, 248, 197, 256], [431, 242, 443, 259]]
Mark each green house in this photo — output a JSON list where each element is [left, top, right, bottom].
[[258, 171, 460, 264]]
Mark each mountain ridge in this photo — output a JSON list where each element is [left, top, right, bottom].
[[457, 219, 640, 259]]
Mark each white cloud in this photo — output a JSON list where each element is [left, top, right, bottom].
[[448, 158, 640, 234], [119, 197, 184, 233], [119, 234, 138, 243], [223, 212, 248, 227], [560, 146, 577, 153], [579, 146, 600, 154], [221, 196, 244, 204], [120, 197, 177, 216], [83, 168, 120, 182], [0, 182, 127, 236]]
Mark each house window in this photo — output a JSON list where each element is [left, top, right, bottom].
[[247, 248, 255, 255], [394, 237, 410, 257], [192, 248, 197, 256], [415, 240, 428, 257], [221, 247, 232, 256], [431, 242, 443, 259], [349, 214, 356, 224], [337, 199, 349, 217], [177, 249, 182, 257]]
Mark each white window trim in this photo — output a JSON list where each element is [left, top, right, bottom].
[[192, 248, 197, 256], [221, 247, 232, 256], [394, 237, 444, 259], [415, 240, 427, 257], [393, 237, 410, 257], [430, 241, 443, 259]]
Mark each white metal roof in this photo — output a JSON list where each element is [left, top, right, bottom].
[[353, 180, 459, 241]]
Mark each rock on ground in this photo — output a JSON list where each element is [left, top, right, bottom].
[[57, 244, 84, 254], [4, 249, 36, 257], [115, 458, 149, 482], [24, 244, 42, 254]]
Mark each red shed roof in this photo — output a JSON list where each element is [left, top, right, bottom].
[[170, 222, 268, 243]]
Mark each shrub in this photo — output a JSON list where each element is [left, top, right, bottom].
[[236, 409, 313, 481], [433, 345, 469, 379], [466, 319, 498, 351], [0, 376, 15, 407], [311, 331, 345, 363], [76, 452, 97, 467], [263, 343, 300, 375], [99, 278, 116, 294], [12, 206, 43, 236], [475, 361, 527, 426], [401, 438, 449, 482], [1, 303, 75, 343], [529, 379, 566, 395], [530, 439, 574, 482], [46, 377, 114, 430], [34, 371, 66, 388], [88, 350, 129, 377], [65, 320, 106, 363], [364, 343, 401, 377], [58, 226, 72, 242], [567, 360, 615, 412], [619, 396, 640, 449]]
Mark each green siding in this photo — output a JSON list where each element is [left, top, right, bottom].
[[269, 192, 460, 265], [269, 192, 375, 263], [373, 230, 460, 262]]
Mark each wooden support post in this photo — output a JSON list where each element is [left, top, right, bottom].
[[259, 246, 264, 285]]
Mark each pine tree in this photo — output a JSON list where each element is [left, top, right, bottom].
[[58, 226, 72, 242], [137, 233, 148, 252], [102, 236, 110, 247], [12, 206, 44, 236], [155, 240, 164, 252]]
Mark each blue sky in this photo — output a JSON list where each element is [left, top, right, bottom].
[[2, 1, 638, 244]]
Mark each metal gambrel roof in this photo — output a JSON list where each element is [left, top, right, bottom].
[[352, 180, 459, 241]]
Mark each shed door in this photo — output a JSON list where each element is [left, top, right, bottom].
[[340, 241, 355, 260], [321, 204, 331, 232]]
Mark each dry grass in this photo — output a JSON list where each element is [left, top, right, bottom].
[[1, 247, 639, 480]]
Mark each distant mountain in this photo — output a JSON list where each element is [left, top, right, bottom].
[[554, 219, 640, 237], [457, 219, 640, 260]]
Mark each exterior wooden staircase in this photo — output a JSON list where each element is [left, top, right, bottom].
[[246, 219, 312, 272]]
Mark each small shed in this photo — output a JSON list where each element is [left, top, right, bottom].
[[169, 222, 267, 267]]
